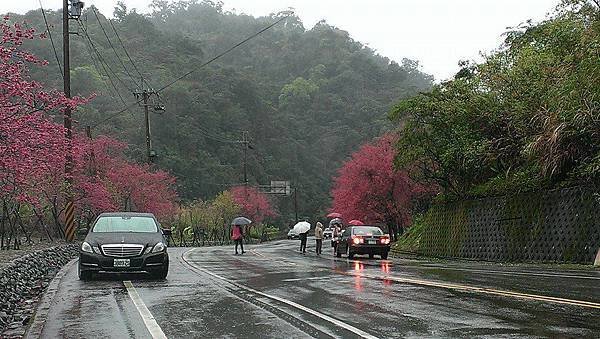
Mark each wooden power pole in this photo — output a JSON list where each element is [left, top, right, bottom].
[[63, 0, 74, 241], [134, 89, 159, 164]]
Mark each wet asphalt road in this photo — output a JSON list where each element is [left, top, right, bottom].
[[34, 239, 600, 338]]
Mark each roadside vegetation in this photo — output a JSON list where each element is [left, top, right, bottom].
[[329, 0, 600, 250], [390, 0, 600, 200], [170, 186, 278, 246], [0, 19, 178, 249]]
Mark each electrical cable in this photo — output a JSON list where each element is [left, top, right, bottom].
[[107, 18, 153, 90], [78, 20, 134, 92], [195, 124, 241, 143], [155, 14, 290, 93], [91, 6, 138, 89], [39, 1, 62, 77], [91, 14, 290, 129], [81, 31, 129, 107]]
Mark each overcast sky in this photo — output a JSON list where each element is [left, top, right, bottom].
[[2, 0, 560, 81]]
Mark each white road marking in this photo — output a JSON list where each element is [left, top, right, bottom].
[[419, 265, 600, 280], [123, 280, 168, 339], [183, 249, 379, 339], [281, 276, 332, 282]]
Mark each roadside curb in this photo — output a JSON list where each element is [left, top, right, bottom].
[[25, 258, 77, 339]]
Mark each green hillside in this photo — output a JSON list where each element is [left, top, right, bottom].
[[10, 0, 432, 221]]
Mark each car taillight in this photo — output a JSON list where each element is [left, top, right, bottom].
[[380, 236, 390, 245], [351, 235, 363, 245]]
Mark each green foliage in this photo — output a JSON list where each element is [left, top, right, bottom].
[[393, 215, 426, 253], [390, 0, 600, 199], [12, 1, 432, 220]]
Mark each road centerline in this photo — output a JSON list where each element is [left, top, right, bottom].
[[123, 280, 168, 339], [250, 246, 600, 309], [182, 248, 379, 339]]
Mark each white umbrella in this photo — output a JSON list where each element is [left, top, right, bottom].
[[231, 216, 252, 225], [293, 221, 311, 234]]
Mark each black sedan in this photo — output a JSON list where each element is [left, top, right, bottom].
[[78, 212, 170, 280], [335, 226, 390, 259]]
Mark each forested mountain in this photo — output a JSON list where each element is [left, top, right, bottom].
[[10, 0, 432, 222]]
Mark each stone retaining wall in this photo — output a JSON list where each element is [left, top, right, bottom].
[[0, 244, 78, 337], [419, 187, 600, 263]]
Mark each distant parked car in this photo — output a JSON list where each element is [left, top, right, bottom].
[[323, 227, 334, 239], [335, 226, 390, 259], [287, 228, 299, 239], [78, 212, 170, 280]]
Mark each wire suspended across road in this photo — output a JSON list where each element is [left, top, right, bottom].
[[91, 6, 138, 90], [77, 20, 130, 106], [78, 19, 134, 93], [39, 1, 62, 77], [90, 13, 291, 129], [107, 17, 153, 90]]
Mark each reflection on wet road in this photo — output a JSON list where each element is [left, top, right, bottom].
[[33, 239, 600, 338]]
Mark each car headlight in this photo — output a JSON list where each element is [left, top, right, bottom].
[[151, 242, 165, 253], [81, 241, 93, 253]]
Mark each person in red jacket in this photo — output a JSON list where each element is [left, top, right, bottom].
[[232, 224, 245, 255]]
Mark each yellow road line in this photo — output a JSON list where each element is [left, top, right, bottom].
[[352, 272, 600, 309], [223, 248, 600, 309]]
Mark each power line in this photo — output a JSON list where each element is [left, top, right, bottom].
[[78, 19, 134, 92], [91, 14, 290, 129], [39, 1, 62, 77], [195, 124, 241, 143], [81, 29, 129, 107], [108, 18, 152, 90], [155, 14, 290, 93], [90, 6, 138, 89]]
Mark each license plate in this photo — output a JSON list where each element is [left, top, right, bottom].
[[368, 240, 376, 245], [113, 259, 130, 268]]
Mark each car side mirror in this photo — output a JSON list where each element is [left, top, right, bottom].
[[162, 228, 172, 236], [77, 227, 88, 236]]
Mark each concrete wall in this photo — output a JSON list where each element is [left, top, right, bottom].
[[419, 187, 600, 264]]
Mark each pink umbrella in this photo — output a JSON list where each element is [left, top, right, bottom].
[[348, 219, 364, 226], [327, 212, 342, 218]]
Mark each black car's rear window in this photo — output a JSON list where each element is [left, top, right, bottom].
[[92, 216, 158, 233], [352, 226, 383, 235]]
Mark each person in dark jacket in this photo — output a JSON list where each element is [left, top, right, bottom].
[[299, 229, 308, 254]]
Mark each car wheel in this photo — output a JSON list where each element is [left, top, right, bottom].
[[381, 251, 389, 260], [78, 263, 92, 281], [346, 245, 354, 259], [151, 261, 169, 279]]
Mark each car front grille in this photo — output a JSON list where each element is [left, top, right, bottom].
[[101, 244, 144, 258]]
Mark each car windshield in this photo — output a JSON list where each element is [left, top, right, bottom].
[[352, 226, 383, 235], [92, 216, 158, 233]]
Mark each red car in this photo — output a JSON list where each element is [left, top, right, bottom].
[[335, 226, 390, 259]]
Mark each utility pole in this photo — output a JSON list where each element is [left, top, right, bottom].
[[62, 0, 83, 242], [294, 187, 298, 223], [86, 125, 95, 175], [134, 89, 159, 164], [242, 131, 249, 186]]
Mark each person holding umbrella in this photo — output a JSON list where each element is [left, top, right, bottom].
[[231, 217, 251, 255], [293, 221, 311, 254]]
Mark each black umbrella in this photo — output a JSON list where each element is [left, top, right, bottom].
[[231, 216, 252, 225]]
